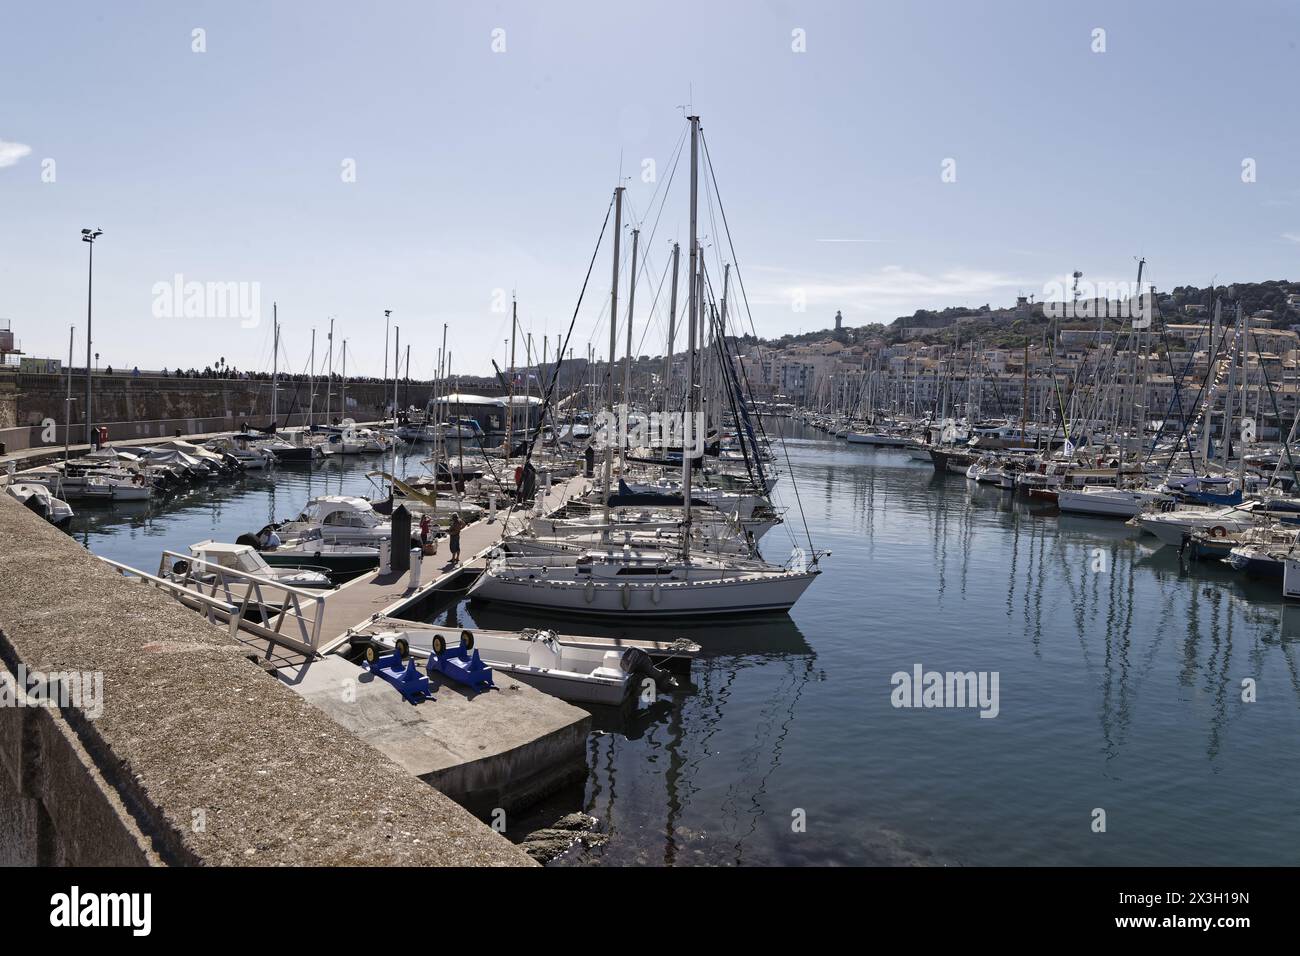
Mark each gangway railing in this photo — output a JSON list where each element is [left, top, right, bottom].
[[97, 552, 326, 657]]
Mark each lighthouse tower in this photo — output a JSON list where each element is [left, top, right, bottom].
[[834, 310, 843, 331]]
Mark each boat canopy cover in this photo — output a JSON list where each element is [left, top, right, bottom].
[[606, 478, 711, 509]]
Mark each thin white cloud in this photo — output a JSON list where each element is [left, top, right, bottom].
[[747, 264, 1030, 318], [1282, 232, 1300, 244], [0, 140, 32, 168]]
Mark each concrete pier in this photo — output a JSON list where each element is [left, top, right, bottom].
[[0, 494, 535, 866], [284, 655, 589, 816]]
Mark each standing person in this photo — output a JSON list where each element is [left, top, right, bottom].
[[448, 512, 465, 565], [419, 513, 432, 552]]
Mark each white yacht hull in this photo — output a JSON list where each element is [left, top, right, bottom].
[[1057, 488, 1169, 518], [1136, 512, 1254, 547], [469, 566, 819, 617]]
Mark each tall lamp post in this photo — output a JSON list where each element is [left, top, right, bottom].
[[81, 228, 103, 445]]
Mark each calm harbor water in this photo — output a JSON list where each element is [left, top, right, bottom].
[[70, 425, 1300, 866]]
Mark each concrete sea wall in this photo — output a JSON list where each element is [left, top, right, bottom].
[[0, 494, 534, 866]]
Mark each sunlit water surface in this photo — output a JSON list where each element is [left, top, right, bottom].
[[73, 426, 1300, 866]]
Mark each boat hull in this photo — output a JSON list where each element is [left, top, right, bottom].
[[261, 550, 379, 582], [468, 568, 820, 618]]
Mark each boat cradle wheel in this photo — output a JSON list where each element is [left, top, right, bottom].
[[460, 629, 474, 650], [395, 637, 410, 659], [364, 643, 380, 666], [1210, 525, 1228, 538], [432, 634, 447, 657]]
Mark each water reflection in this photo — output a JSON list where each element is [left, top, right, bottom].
[[68, 425, 1300, 865]]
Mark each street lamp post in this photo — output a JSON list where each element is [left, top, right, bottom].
[[81, 228, 103, 445]]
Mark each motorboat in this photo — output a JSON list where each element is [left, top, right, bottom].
[[204, 435, 276, 470], [5, 482, 74, 528], [1136, 502, 1263, 548], [1056, 485, 1176, 518], [178, 541, 334, 589], [272, 495, 415, 548], [242, 529, 383, 582]]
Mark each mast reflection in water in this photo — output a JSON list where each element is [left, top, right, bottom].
[[72, 426, 1300, 865]]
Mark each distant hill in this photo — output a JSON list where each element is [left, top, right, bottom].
[[741, 279, 1300, 352]]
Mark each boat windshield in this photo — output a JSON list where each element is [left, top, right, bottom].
[[322, 508, 380, 528]]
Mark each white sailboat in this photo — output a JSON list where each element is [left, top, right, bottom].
[[471, 115, 821, 620]]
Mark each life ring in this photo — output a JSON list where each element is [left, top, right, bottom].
[[1210, 525, 1228, 538]]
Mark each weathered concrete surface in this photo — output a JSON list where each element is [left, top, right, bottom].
[[285, 655, 590, 817], [0, 494, 534, 866]]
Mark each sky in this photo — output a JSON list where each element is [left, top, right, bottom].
[[3, 0, 1300, 379]]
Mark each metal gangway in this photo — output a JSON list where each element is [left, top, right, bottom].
[[98, 551, 327, 657]]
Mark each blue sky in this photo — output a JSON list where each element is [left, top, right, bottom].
[[3, 0, 1299, 378]]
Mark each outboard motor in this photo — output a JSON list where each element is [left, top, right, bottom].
[[20, 493, 50, 523], [619, 646, 678, 693]]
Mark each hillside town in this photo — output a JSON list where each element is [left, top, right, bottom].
[[729, 282, 1300, 440]]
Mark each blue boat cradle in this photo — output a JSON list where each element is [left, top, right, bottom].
[[426, 631, 496, 693], [363, 646, 433, 704]]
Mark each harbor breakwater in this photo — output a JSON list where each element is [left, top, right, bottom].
[[0, 494, 534, 866], [0, 373, 431, 453]]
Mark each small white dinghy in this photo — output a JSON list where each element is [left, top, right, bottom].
[[367, 627, 674, 706]]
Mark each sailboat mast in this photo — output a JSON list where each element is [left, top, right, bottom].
[[682, 114, 700, 563], [1022, 343, 1028, 440], [391, 324, 399, 495], [325, 317, 334, 426], [524, 332, 534, 454], [308, 328, 316, 427], [602, 185, 625, 524], [507, 298, 517, 465], [382, 310, 392, 421], [64, 326, 74, 462], [623, 226, 639, 468], [664, 242, 680, 425], [1238, 308, 1251, 482], [271, 302, 279, 427], [1221, 300, 1238, 468]]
